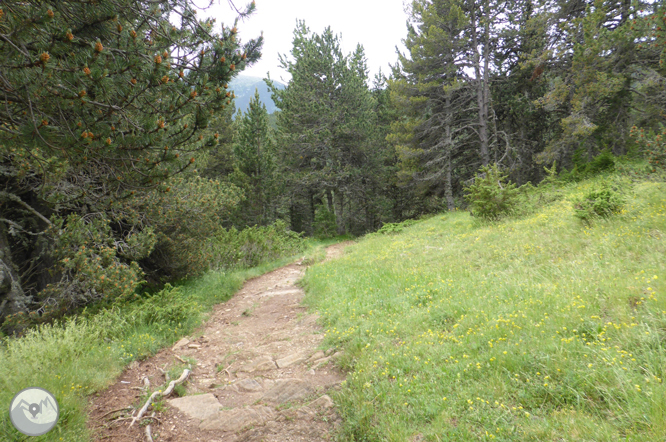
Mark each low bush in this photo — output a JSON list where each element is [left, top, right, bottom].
[[464, 163, 520, 221], [213, 219, 306, 269], [572, 184, 624, 222], [586, 149, 615, 174], [375, 219, 417, 235]]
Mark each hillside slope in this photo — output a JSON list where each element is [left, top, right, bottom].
[[303, 171, 666, 441]]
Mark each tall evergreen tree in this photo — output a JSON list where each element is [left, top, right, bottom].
[[0, 0, 262, 321], [230, 89, 277, 226], [268, 22, 379, 234]]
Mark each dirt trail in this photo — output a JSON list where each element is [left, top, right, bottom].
[[89, 243, 351, 442]]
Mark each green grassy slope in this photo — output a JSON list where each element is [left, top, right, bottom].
[[303, 176, 666, 441]]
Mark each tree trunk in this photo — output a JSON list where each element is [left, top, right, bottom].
[[470, 1, 490, 166], [0, 222, 31, 321], [334, 189, 345, 235], [444, 92, 455, 211], [326, 189, 334, 213]]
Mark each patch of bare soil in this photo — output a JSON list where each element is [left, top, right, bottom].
[[88, 243, 352, 442]]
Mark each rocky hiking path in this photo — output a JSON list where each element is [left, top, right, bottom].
[[89, 243, 351, 442]]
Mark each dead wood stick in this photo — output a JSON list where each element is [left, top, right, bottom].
[[145, 412, 155, 442], [174, 355, 186, 363], [156, 366, 170, 382], [129, 368, 190, 427]]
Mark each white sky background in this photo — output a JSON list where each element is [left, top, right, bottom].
[[200, 0, 410, 84]]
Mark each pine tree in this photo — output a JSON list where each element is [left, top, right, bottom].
[[231, 89, 276, 226], [268, 22, 379, 234], [0, 0, 262, 323]]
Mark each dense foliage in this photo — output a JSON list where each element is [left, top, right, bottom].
[[0, 0, 263, 330]]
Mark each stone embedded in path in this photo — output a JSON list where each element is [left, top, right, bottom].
[[262, 378, 314, 404], [238, 355, 276, 373], [312, 356, 331, 369], [235, 378, 263, 393], [259, 288, 302, 298], [276, 352, 307, 368], [168, 393, 221, 421], [307, 351, 325, 363], [310, 394, 334, 409], [199, 406, 275, 432], [172, 337, 190, 351], [198, 378, 217, 389]]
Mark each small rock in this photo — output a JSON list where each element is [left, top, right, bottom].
[[199, 378, 217, 389], [276, 352, 307, 368], [235, 378, 263, 393], [312, 356, 331, 369], [296, 406, 314, 418], [200, 406, 274, 432], [239, 355, 276, 373], [265, 420, 280, 432], [262, 379, 314, 404], [331, 351, 344, 360], [308, 369, 315, 375], [168, 393, 221, 421], [310, 395, 334, 409], [172, 337, 190, 351], [307, 351, 325, 363]]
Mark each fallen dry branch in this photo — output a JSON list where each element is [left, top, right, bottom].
[[129, 368, 191, 427], [145, 412, 156, 442]]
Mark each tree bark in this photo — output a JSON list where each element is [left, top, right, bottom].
[[470, 0, 491, 166], [0, 221, 31, 321], [444, 92, 455, 211], [326, 189, 334, 213], [334, 189, 345, 235]]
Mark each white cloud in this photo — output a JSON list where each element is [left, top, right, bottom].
[[203, 0, 409, 83]]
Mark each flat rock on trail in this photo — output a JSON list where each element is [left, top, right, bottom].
[[88, 243, 350, 442]]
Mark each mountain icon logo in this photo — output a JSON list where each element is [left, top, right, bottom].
[[9, 387, 59, 436]]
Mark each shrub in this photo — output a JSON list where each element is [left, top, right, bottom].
[[313, 204, 337, 239], [572, 185, 624, 222], [136, 176, 242, 283], [375, 219, 417, 235], [464, 164, 520, 221], [630, 124, 666, 173], [213, 220, 305, 269], [587, 149, 615, 174]]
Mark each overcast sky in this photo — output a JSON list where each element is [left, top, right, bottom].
[[201, 0, 410, 83]]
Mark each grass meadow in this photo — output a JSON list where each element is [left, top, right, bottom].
[[302, 173, 666, 441]]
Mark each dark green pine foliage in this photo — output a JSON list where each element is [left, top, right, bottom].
[[390, 0, 478, 211], [0, 0, 262, 322], [231, 89, 277, 227], [267, 22, 382, 235], [536, 0, 640, 166]]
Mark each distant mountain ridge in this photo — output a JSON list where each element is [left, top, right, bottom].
[[229, 75, 286, 116]]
